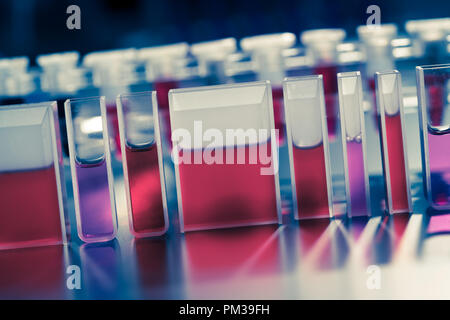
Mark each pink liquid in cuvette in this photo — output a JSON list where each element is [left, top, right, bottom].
[[177, 143, 279, 231], [346, 140, 369, 217], [384, 113, 409, 212], [125, 144, 166, 235], [427, 130, 450, 208], [293, 143, 330, 219], [0, 166, 63, 249], [75, 159, 115, 241]]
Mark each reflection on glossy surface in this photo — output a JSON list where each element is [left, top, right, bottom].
[[427, 213, 450, 235], [183, 225, 282, 282], [77, 240, 122, 299], [372, 213, 410, 265], [1, 173, 450, 298], [132, 237, 185, 299], [0, 245, 66, 299]]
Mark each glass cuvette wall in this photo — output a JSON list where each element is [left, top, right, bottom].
[[0, 102, 68, 250], [65, 96, 118, 242], [116, 91, 169, 237]]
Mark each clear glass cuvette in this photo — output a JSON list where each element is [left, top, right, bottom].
[[169, 81, 282, 232], [116, 91, 169, 237], [416, 64, 450, 210], [65, 96, 118, 242], [283, 76, 333, 219], [191, 37, 237, 85], [0, 102, 68, 250], [337, 71, 371, 217], [375, 70, 412, 214]]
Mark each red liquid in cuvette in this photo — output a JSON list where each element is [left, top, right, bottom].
[[293, 143, 330, 219], [125, 144, 166, 235], [384, 113, 409, 212], [0, 166, 63, 249], [177, 143, 279, 231]]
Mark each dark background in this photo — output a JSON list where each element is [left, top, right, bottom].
[[1, 0, 449, 63]]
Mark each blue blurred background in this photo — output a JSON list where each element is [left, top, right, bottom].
[[2, 0, 449, 61]]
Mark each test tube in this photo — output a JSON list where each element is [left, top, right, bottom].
[[337, 71, 371, 217], [191, 37, 237, 85], [406, 18, 450, 64], [300, 28, 346, 139], [357, 24, 397, 89], [138, 43, 189, 108], [116, 91, 169, 237], [169, 81, 282, 232], [0, 102, 68, 250], [375, 71, 412, 214], [37, 51, 98, 156], [416, 64, 450, 210], [138, 43, 190, 149], [240, 33, 296, 141], [65, 96, 118, 242], [0, 57, 37, 105], [37, 51, 80, 93], [83, 49, 138, 159], [357, 24, 398, 150], [240, 33, 296, 187], [283, 76, 333, 219]]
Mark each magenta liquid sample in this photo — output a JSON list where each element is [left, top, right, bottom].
[[75, 159, 115, 241], [384, 113, 410, 211], [346, 140, 368, 216], [293, 144, 330, 219], [125, 143, 166, 235], [422, 72, 449, 209], [427, 130, 450, 206], [0, 166, 63, 249], [178, 143, 279, 231]]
